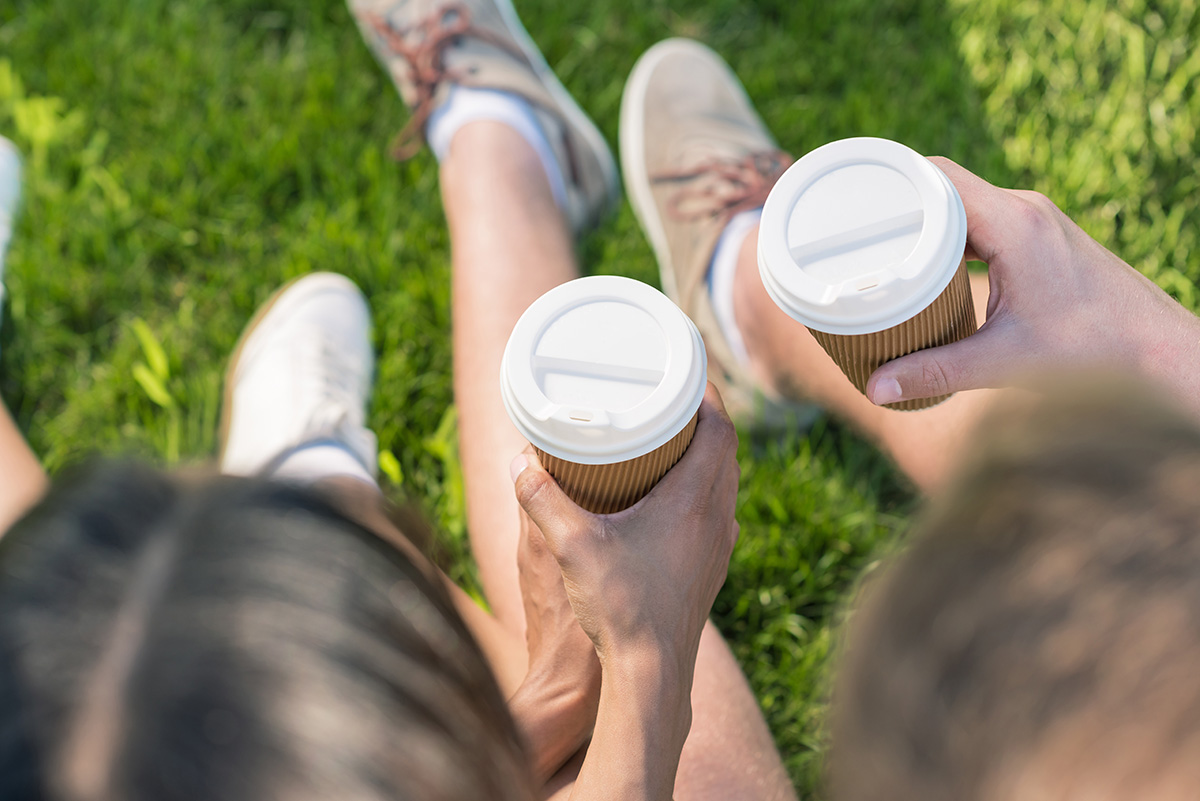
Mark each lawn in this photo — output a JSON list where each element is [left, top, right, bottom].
[[3, 0, 1199, 795]]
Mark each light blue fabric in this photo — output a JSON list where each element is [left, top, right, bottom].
[[0, 136, 20, 335]]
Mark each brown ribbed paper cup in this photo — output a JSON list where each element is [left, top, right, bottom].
[[535, 411, 699, 514], [811, 259, 976, 411], [501, 276, 708, 515], [758, 138, 976, 411]]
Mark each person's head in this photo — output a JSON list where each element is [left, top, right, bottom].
[[834, 377, 1200, 801], [0, 463, 535, 801]]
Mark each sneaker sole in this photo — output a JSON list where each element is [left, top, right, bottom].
[[490, 0, 620, 223], [217, 272, 368, 468]]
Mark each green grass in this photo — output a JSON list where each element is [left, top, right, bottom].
[[3, 0, 1200, 795]]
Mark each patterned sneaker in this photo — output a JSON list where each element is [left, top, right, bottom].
[[219, 273, 377, 478], [620, 38, 813, 427], [0, 136, 20, 332], [347, 0, 618, 234]]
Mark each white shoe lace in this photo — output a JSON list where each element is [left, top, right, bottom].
[[294, 331, 374, 464]]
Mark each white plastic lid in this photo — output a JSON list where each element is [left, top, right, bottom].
[[757, 137, 967, 335], [500, 276, 707, 464]]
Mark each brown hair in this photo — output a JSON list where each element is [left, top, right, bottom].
[[0, 462, 535, 801], [833, 377, 1200, 801]]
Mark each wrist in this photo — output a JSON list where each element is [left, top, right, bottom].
[[1124, 295, 1200, 398], [600, 647, 694, 747], [577, 652, 693, 799], [598, 626, 701, 681]]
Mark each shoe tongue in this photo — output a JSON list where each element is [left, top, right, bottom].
[[674, 122, 771, 168], [448, 41, 556, 111]]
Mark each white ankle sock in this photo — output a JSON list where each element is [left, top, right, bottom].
[[270, 442, 376, 488], [706, 209, 761, 366], [426, 86, 568, 210]]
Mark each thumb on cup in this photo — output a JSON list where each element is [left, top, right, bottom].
[[511, 449, 591, 561], [865, 324, 1012, 405]]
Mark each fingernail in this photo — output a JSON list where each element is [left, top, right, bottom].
[[509, 454, 529, 483], [872, 378, 903, 406]]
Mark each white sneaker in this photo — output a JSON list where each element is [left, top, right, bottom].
[[0, 136, 20, 326], [219, 272, 378, 479]]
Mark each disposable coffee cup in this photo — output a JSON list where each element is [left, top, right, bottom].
[[501, 276, 707, 514], [757, 137, 976, 411]]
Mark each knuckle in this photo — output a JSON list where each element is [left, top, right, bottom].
[[1027, 190, 1059, 212], [920, 359, 954, 395], [717, 417, 739, 454], [514, 471, 552, 510], [1011, 191, 1061, 234]]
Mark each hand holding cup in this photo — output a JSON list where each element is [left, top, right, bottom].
[[510, 385, 740, 672], [864, 157, 1200, 408]]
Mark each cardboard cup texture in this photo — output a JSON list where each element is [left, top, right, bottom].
[[810, 259, 976, 411], [535, 411, 700, 514]]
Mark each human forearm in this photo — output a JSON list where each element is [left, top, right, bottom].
[[1123, 288, 1200, 420], [569, 653, 693, 801]]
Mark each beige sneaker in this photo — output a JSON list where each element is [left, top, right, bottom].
[[620, 38, 813, 427], [347, 0, 618, 234]]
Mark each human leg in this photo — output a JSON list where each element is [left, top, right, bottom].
[[0, 402, 46, 535], [0, 136, 46, 535], [442, 121, 580, 631]]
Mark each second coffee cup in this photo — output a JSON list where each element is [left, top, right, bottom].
[[758, 137, 977, 410], [501, 275, 707, 514]]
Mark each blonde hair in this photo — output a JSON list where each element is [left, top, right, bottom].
[[834, 377, 1200, 801]]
